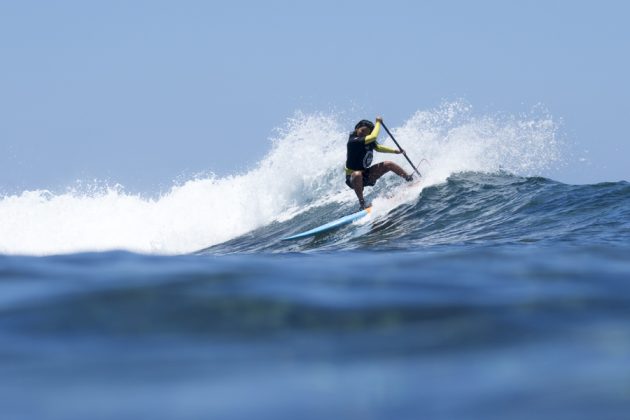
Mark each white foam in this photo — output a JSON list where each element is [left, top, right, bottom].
[[0, 102, 561, 255]]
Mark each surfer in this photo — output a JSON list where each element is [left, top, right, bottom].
[[345, 117, 413, 209]]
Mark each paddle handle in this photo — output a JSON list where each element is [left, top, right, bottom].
[[381, 122, 422, 177]]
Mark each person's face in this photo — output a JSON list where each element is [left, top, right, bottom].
[[357, 126, 372, 136]]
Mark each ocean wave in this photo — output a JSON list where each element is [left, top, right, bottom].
[[206, 173, 630, 253], [1, 102, 563, 255]]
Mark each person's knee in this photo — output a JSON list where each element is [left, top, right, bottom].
[[351, 171, 363, 185]]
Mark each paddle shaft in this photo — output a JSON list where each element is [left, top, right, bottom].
[[381, 122, 422, 177]]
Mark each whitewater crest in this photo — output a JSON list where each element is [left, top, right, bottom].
[[0, 102, 561, 255]]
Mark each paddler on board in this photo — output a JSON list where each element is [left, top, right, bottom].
[[345, 117, 414, 209]]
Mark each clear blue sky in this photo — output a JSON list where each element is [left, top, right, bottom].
[[1, 0, 628, 194]]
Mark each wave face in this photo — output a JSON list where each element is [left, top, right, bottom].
[[205, 173, 630, 253], [0, 102, 563, 256]]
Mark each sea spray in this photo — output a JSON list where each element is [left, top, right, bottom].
[[0, 102, 561, 255]]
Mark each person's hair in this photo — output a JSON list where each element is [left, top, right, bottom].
[[354, 120, 374, 131]]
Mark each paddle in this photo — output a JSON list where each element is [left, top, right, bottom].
[[381, 122, 422, 177]]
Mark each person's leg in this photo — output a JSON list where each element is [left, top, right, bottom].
[[350, 171, 368, 208], [366, 161, 412, 185]]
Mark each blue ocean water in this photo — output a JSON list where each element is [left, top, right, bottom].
[[1, 172, 629, 420]]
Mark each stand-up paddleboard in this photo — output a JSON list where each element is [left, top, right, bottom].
[[282, 207, 372, 241]]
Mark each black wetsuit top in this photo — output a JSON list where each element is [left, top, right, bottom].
[[346, 133, 376, 171]]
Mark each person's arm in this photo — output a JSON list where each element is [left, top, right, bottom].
[[373, 117, 403, 153], [364, 121, 381, 144], [375, 143, 401, 154]]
